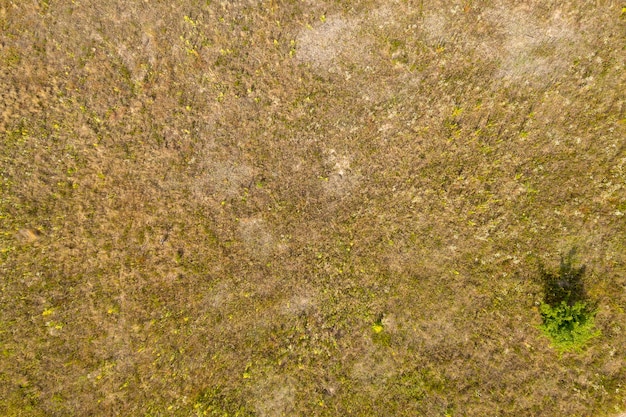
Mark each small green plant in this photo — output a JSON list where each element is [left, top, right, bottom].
[[371, 313, 391, 346], [539, 301, 599, 352], [538, 249, 600, 352]]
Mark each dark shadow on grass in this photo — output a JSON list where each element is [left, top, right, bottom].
[[540, 247, 587, 307]]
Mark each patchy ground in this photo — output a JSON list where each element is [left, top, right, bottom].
[[1, 0, 625, 416]]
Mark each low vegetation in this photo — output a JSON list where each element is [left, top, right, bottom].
[[1, 1, 625, 416]]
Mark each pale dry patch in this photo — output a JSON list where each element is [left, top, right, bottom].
[[238, 216, 274, 260], [203, 280, 236, 310], [112, 31, 159, 85], [193, 160, 253, 203], [253, 374, 297, 417], [422, 11, 450, 46], [410, 312, 465, 354], [322, 149, 359, 198], [381, 313, 399, 333], [296, 16, 351, 70], [351, 334, 397, 388], [81, 5, 160, 85], [484, 5, 582, 84], [15, 228, 42, 243], [369, 4, 395, 27], [296, 15, 373, 73], [280, 293, 315, 317], [422, 4, 584, 86], [367, 2, 415, 30]]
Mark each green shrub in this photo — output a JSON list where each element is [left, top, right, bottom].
[[539, 301, 600, 352], [537, 249, 600, 352]]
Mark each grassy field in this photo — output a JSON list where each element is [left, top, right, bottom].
[[1, 0, 625, 415]]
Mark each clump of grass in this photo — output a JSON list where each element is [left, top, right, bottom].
[[538, 249, 600, 352]]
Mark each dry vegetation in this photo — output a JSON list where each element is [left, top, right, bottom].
[[1, 0, 625, 415]]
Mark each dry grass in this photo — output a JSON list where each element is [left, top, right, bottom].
[[1, 0, 625, 415]]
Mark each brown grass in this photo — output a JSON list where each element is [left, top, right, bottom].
[[1, 0, 625, 416]]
